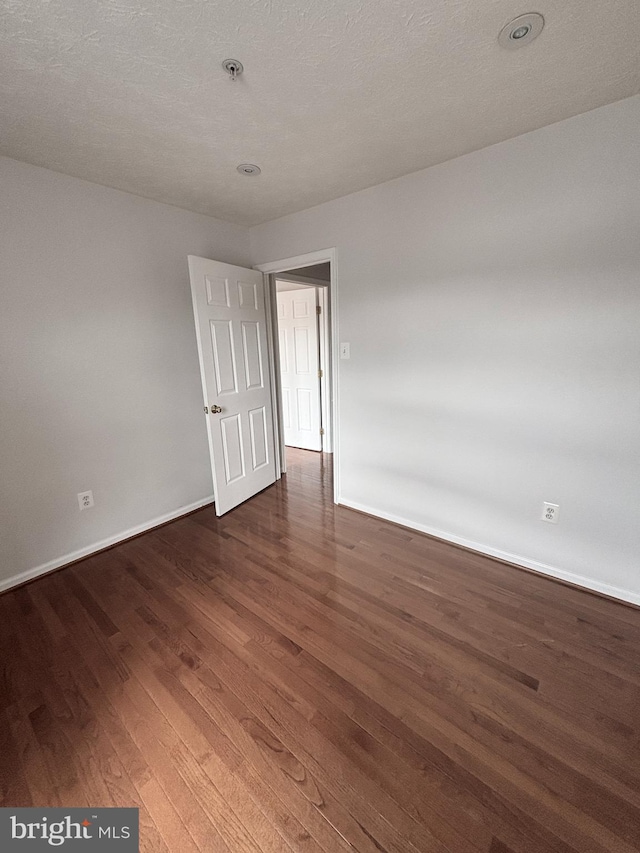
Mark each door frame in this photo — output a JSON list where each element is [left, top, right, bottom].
[[254, 249, 339, 505]]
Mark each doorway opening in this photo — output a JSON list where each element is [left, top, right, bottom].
[[274, 264, 332, 485], [255, 253, 337, 502], [187, 249, 337, 516]]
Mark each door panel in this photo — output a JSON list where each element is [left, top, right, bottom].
[[278, 328, 288, 372], [188, 256, 276, 515], [206, 276, 230, 306], [294, 327, 311, 373], [293, 298, 311, 318], [238, 281, 259, 309], [221, 414, 244, 483], [276, 287, 322, 451], [249, 407, 269, 470], [241, 321, 263, 389], [297, 388, 312, 430], [282, 388, 291, 429], [210, 320, 238, 395]]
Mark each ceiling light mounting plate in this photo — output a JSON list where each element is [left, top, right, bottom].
[[222, 59, 243, 80], [498, 13, 544, 49], [237, 163, 261, 176]]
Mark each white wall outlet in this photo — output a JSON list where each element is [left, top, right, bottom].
[[541, 502, 559, 523], [78, 490, 94, 511], [340, 342, 350, 359]]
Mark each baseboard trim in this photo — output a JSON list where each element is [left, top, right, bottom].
[[338, 498, 640, 608], [0, 496, 215, 595]]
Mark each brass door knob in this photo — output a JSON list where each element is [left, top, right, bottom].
[[210, 405, 223, 414]]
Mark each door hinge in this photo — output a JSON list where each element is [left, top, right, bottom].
[[318, 369, 323, 378], [316, 305, 321, 315], [320, 428, 325, 436]]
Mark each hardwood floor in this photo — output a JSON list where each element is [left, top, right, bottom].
[[1, 447, 639, 852]]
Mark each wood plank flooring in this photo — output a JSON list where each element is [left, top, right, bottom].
[[1, 447, 640, 852]]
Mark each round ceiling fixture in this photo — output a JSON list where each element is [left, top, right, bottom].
[[222, 59, 243, 81], [498, 13, 545, 49], [237, 163, 261, 176]]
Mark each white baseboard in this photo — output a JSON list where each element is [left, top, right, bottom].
[[5, 493, 637, 608], [338, 497, 640, 608], [0, 496, 215, 594]]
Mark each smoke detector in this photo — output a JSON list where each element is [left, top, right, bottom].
[[498, 13, 545, 49], [222, 59, 243, 81], [237, 164, 261, 176]]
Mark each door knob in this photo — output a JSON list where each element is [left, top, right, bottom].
[[210, 405, 223, 414]]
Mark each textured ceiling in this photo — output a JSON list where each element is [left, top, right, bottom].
[[1, 1, 639, 225], [287, 263, 331, 281]]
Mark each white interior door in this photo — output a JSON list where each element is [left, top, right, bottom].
[[188, 256, 276, 515], [277, 287, 322, 451]]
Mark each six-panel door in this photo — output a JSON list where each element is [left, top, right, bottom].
[[277, 287, 322, 451], [188, 256, 276, 515]]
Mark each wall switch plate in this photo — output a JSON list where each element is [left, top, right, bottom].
[[541, 502, 559, 523], [78, 490, 94, 511], [340, 342, 350, 359]]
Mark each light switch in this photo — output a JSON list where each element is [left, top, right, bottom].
[[340, 342, 350, 359]]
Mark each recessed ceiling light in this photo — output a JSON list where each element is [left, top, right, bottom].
[[237, 163, 261, 176], [498, 13, 545, 49]]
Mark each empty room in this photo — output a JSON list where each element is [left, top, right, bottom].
[[1, 1, 639, 852]]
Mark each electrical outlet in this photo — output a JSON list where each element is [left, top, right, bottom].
[[340, 342, 350, 359], [78, 490, 94, 511], [541, 502, 559, 523]]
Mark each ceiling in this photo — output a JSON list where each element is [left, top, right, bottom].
[[286, 263, 331, 281], [1, 1, 638, 226]]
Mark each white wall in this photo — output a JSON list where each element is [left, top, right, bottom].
[[251, 96, 640, 604], [0, 157, 250, 590]]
